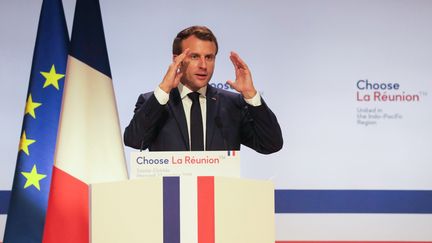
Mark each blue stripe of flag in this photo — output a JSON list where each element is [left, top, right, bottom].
[[163, 177, 180, 243], [0, 191, 11, 214], [275, 190, 432, 214], [70, 0, 111, 78]]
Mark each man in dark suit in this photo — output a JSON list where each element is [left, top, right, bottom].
[[124, 26, 283, 154]]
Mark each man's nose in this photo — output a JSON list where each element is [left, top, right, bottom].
[[198, 57, 207, 69]]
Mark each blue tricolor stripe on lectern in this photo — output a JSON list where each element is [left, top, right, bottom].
[[163, 177, 180, 243]]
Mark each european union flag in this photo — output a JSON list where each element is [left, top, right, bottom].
[[4, 0, 69, 242]]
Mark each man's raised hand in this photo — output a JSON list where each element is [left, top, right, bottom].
[[159, 48, 190, 93], [226, 51, 257, 99]]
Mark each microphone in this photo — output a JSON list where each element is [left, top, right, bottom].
[[140, 140, 144, 152], [215, 116, 228, 150]]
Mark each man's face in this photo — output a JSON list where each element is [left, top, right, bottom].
[[177, 35, 217, 91]]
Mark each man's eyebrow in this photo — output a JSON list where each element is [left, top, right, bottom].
[[188, 52, 200, 56], [187, 52, 215, 57]]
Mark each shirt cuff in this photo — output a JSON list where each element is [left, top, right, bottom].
[[154, 86, 169, 105], [244, 92, 262, 106]]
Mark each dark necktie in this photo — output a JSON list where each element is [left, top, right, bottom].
[[188, 92, 204, 151]]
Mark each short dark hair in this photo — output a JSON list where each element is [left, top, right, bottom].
[[172, 26, 218, 55]]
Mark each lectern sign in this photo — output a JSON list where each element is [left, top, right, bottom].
[[130, 151, 240, 178]]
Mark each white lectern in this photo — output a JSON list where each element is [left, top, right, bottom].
[[90, 176, 275, 243]]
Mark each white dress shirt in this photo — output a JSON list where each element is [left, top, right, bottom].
[[153, 83, 261, 150]]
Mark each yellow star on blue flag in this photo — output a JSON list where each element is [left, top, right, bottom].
[[21, 164, 47, 191], [25, 94, 42, 118], [41, 64, 65, 90], [19, 131, 36, 156]]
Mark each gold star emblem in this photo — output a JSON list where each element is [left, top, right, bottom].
[[25, 94, 42, 119], [19, 131, 36, 156], [21, 164, 47, 190], [41, 64, 65, 90]]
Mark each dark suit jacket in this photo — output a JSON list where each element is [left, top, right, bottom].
[[124, 85, 283, 154]]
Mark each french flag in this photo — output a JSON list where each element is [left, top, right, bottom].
[[42, 0, 127, 242]]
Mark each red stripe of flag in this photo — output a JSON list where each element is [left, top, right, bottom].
[[43, 167, 88, 243], [198, 176, 215, 243]]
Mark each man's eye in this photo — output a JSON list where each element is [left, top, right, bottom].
[[190, 54, 199, 59], [206, 56, 214, 61]]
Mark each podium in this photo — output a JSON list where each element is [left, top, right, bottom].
[[90, 176, 275, 243]]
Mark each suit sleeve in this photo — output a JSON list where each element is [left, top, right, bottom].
[[123, 93, 168, 149], [240, 97, 283, 154]]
